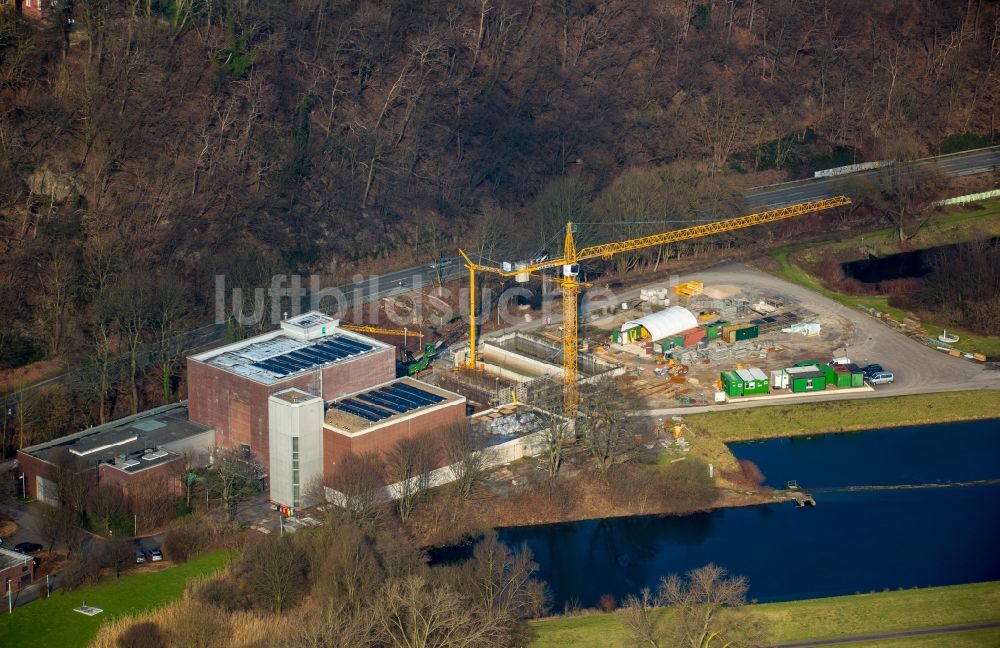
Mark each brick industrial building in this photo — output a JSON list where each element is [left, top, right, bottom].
[[187, 312, 465, 508], [0, 547, 35, 594], [2, 0, 58, 19], [17, 312, 465, 511], [16, 404, 213, 505]]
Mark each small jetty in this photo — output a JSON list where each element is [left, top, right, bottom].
[[786, 480, 816, 507]]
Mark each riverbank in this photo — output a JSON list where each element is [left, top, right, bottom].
[[412, 393, 998, 543], [528, 580, 1000, 648], [685, 390, 1000, 442]]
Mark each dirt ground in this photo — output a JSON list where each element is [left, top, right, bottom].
[[498, 261, 1000, 413]]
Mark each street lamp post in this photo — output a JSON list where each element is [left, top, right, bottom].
[[134, 514, 137, 537], [18, 474, 24, 499]]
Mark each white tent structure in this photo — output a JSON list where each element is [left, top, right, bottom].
[[622, 306, 698, 340]]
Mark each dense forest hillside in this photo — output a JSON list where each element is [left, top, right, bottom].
[[0, 1, 997, 440]]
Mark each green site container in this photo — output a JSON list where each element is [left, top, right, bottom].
[[734, 325, 759, 341], [611, 329, 621, 344], [721, 371, 743, 397], [820, 364, 837, 385], [850, 372, 864, 388], [705, 322, 726, 340], [790, 372, 826, 393], [795, 360, 821, 368]]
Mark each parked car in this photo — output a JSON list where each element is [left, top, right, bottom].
[[149, 548, 163, 562], [861, 364, 884, 376], [14, 542, 43, 554], [867, 371, 894, 385], [136, 551, 146, 564]]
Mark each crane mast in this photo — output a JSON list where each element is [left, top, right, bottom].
[[460, 196, 851, 414]]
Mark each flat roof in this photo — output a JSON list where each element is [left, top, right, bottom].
[[272, 388, 321, 404], [191, 324, 389, 385], [21, 403, 211, 468], [0, 547, 33, 571], [325, 377, 465, 434]]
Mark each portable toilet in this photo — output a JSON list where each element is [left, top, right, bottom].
[[770, 368, 789, 390]]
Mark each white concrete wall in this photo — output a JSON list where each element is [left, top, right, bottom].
[[325, 422, 567, 505], [268, 393, 324, 508]]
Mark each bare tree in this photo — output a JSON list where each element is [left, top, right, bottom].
[[101, 539, 135, 579], [385, 435, 434, 521], [453, 531, 547, 627], [620, 587, 665, 648], [152, 276, 190, 405], [534, 177, 591, 253], [578, 379, 644, 482], [438, 421, 491, 499], [212, 446, 264, 519], [37, 504, 80, 554], [86, 483, 127, 533], [326, 451, 388, 527], [241, 535, 307, 613], [50, 448, 92, 516], [112, 273, 153, 415], [129, 474, 177, 531], [375, 574, 501, 648], [658, 564, 765, 648]]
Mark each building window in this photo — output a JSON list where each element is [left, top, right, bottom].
[[240, 443, 251, 458], [291, 437, 300, 507]]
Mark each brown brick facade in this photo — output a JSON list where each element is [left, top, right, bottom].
[[18, 449, 184, 504], [323, 399, 465, 471], [0, 552, 34, 594], [98, 458, 184, 501], [187, 346, 394, 466]]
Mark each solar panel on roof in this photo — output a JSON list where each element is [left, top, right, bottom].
[[330, 336, 373, 352], [333, 402, 381, 423], [284, 350, 328, 365], [270, 356, 310, 372], [253, 360, 289, 377], [357, 393, 409, 413], [344, 399, 392, 419], [394, 383, 444, 403], [306, 346, 347, 362], [317, 338, 363, 355], [380, 386, 427, 408]]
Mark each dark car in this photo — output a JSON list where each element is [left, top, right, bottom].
[[14, 542, 43, 554], [861, 364, 883, 376], [136, 551, 146, 564]]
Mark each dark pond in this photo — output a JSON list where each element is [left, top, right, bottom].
[[481, 420, 1000, 609], [840, 238, 998, 283], [728, 420, 1000, 489]]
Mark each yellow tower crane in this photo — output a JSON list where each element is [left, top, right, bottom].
[[459, 196, 851, 413], [339, 323, 423, 344]]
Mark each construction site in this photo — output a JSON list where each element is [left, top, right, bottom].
[[405, 197, 881, 412]]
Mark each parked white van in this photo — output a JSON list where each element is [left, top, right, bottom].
[[867, 371, 894, 385]]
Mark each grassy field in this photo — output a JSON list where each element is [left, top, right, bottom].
[[769, 201, 1000, 357], [0, 551, 232, 648], [838, 628, 1000, 647], [683, 390, 1000, 441], [529, 581, 1000, 648]]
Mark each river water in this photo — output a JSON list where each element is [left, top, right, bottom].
[[495, 420, 1000, 609]]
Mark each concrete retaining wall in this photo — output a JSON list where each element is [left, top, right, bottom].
[[934, 188, 1000, 206]]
